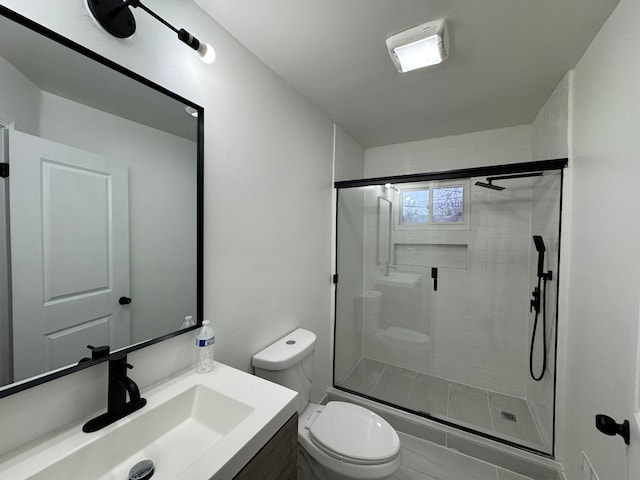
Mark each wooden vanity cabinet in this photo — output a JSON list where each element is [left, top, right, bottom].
[[233, 413, 298, 480]]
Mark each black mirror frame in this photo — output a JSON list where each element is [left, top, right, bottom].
[[0, 5, 204, 399]]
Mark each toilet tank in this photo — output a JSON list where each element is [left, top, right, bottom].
[[252, 328, 316, 413]]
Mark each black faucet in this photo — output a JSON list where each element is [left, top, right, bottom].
[[83, 352, 147, 433]]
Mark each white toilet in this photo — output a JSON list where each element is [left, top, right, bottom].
[[252, 328, 402, 480]]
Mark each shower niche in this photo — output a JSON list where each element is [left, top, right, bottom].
[[333, 159, 566, 457]]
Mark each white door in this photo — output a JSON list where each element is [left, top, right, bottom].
[[9, 130, 130, 381]]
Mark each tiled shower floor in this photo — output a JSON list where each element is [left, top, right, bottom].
[[340, 358, 545, 451]]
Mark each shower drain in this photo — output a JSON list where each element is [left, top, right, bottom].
[[500, 411, 518, 423]]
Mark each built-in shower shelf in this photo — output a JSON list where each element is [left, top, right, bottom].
[[395, 243, 468, 270]]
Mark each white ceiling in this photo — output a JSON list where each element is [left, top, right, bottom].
[[196, 0, 620, 147]]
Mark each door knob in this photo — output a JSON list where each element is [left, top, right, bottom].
[[595, 414, 630, 445], [119, 296, 132, 305]]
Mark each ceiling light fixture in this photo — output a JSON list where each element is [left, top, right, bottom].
[[87, 0, 216, 64], [386, 19, 449, 73]]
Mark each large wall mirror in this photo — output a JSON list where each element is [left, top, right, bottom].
[[0, 7, 203, 397]]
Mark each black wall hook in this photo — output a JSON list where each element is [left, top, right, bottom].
[[595, 414, 630, 445]]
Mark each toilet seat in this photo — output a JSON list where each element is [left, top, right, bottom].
[[308, 402, 400, 465]]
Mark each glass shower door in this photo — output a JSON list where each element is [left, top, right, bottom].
[[334, 182, 439, 409], [334, 165, 563, 457]]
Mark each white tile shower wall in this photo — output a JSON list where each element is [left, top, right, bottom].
[[363, 186, 389, 292], [429, 182, 533, 396], [526, 173, 562, 451], [362, 127, 534, 397], [527, 72, 570, 452]]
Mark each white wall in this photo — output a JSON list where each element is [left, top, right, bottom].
[[334, 125, 364, 182], [0, 0, 334, 456], [532, 73, 570, 162], [562, 0, 640, 477], [365, 125, 532, 178], [0, 57, 40, 135]]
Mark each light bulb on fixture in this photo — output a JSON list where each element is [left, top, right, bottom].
[[88, 0, 215, 65], [197, 42, 216, 64], [177, 28, 216, 64]]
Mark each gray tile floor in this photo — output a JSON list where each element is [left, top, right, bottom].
[[391, 432, 535, 480], [340, 358, 544, 451]]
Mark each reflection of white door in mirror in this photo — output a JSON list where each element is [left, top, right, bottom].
[[9, 130, 129, 382]]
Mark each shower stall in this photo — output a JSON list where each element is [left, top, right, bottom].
[[333, 159, 566, 457]]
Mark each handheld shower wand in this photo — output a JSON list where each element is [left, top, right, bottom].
[[533, 235, 546, 278], [530, 235, 552, 381]]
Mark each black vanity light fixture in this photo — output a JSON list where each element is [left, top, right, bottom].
[[87, 0, 216, 63]]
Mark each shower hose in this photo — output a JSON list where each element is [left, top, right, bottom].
[[529, 274, 548, 382]]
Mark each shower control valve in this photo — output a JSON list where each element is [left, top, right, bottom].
[[530, 287, 540, 313]]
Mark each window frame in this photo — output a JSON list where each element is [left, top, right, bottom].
[[394, 179, 470, 230]]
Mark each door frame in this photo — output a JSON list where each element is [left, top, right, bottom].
[[0, 114, 14, 386]]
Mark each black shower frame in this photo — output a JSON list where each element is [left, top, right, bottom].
[[332, 158, 567, 459]]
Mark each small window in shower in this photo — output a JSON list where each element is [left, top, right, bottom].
[[401, 188, 429, 224], [398, 180, 468, 228], [433, 186, 464, 222]]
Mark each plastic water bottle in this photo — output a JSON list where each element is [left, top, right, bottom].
[[195, 320, 215, 373], [181, 315, 196, 329]]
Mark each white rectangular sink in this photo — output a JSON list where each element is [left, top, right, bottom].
[[31, 385, 253, 480], [0, 363, 298, 480]]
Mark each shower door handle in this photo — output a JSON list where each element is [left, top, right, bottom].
[[431, 268, 438, 292]]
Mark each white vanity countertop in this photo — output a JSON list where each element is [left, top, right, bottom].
[[0, 362, 298, 480]]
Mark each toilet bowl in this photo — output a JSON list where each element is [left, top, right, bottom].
[[252, 328, 402, 480], [298, 402, 401, 480]]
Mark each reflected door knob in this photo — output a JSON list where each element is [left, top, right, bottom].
[[595, 414, 630, 445], [119, 296, 132, 305]]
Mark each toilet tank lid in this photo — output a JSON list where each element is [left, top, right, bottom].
[[252, 328, 316, 370]]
